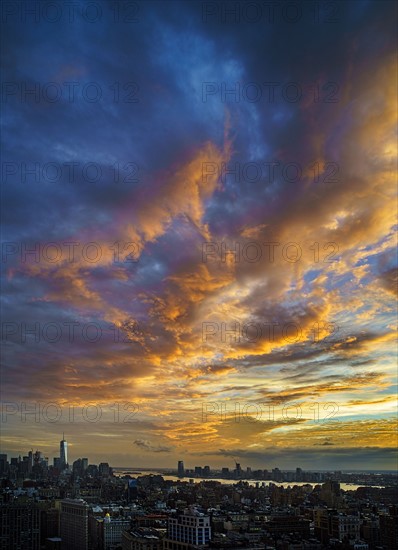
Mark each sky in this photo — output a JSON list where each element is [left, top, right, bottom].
[[1, 0, 397, 472]]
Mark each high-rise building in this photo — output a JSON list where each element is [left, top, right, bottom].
[[60, 498, 89, 550], [380, 507, 398, 550], [98, 462, 111, 477], [314, 508, 331, 544], [60, 434, 68, 470], [27, 450, 33, 473], [0, 454, 8, 476], [90, 513, 131, 550], [164, 508, 211, 550], [320, 480, 343, 507], [178, 461, 185, 477], [0, 502, 40, 549], [331, 513, 361, 540], [361, 515, 380, 547], [314, 509, 360, 544], [272, 467, 282, 482], [296, 467, 303, 481], [104, 514, 131, 549], [127, 478, 138, 502]]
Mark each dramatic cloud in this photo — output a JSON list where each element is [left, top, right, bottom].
[[1, 0, 397, 470], [133, 440, 172, 453]]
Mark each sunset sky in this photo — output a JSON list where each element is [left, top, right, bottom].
[[1, 0, 397, 471]]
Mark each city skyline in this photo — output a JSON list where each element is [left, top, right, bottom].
[[1, 0, 397, 473], [2, 434, 397, 473]]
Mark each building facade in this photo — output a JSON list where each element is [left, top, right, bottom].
[[164, 509, 211, 550], [60, 498, 89, 550], [60, 436, 68, 470], [0, 503, 40, 550]]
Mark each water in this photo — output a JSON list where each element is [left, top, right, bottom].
[[113, 469, 386, 491]]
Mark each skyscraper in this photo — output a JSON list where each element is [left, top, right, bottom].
[[0, 502, 40, 549], [0, 454, 7, 476], [60, 434, 68, 470], [60, 499, 89, 550], [178, 460, 185, 477]]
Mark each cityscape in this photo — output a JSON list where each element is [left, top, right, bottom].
[[1, 0, 397, 549], [0, 434, 397, 549]]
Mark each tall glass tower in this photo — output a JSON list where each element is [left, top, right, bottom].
[[60, 433, 68, 470]]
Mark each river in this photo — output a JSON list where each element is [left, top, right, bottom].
[[113, 469, 386, 491]]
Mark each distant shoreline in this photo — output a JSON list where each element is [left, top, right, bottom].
[[111, 469, 396, 490], [112, 467, 397, 474]]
